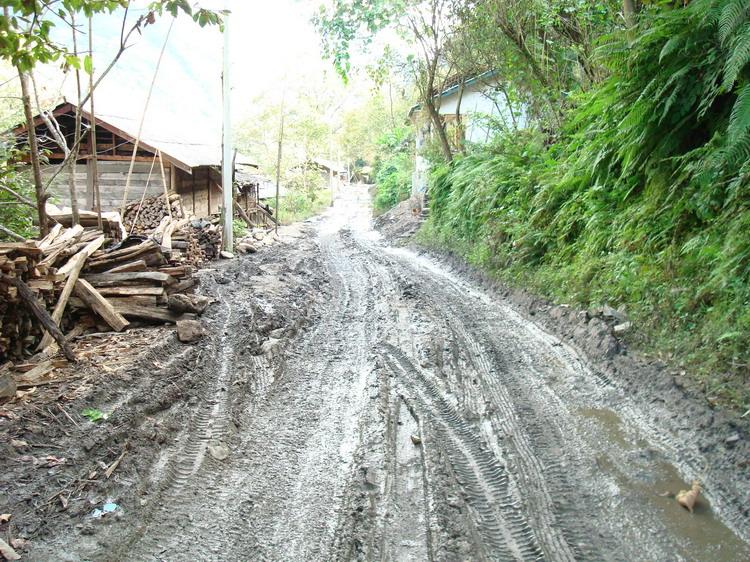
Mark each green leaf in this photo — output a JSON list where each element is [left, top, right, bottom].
[[83, 54, 93, 75]]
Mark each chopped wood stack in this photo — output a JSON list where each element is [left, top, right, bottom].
[[1, 242, 50, 359], [123, 194, 184, 235], [0, 220, 207, 365], [170, 220, 222, 266]]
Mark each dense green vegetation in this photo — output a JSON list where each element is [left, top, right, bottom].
[[420, 0, 750, 408], [372, 126, 414, 213]]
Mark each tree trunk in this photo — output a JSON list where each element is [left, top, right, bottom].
[[623, 0, 636, 27], [425, 98, 453, 162], [67, 10, 82, 225], [17, 68, 48, 237]]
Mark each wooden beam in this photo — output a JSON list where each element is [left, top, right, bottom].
[[96, 286, 166, 297], [82, 271, 176, 287]]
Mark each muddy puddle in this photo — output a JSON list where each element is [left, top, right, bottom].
[[580, 407, 750, 561]]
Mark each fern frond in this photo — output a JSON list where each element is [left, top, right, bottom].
[[729, 82, 750, 136], [719, 0, 750, 44], [723, 22, 750, 90]]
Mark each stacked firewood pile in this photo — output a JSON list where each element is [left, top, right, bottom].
[[0, 221, 209, 365], [122, 194, 184, 235], [120, 196, 221, 266], [160, 219, 221, 266]]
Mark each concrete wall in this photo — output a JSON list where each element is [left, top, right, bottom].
[[44, 161, 171, 212], [438, 82, 526, 143]]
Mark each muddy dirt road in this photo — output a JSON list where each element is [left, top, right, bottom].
[[18, 186, 750, 561]]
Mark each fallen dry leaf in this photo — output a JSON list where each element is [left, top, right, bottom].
[[677, 480, 701, 513], [0, 513, 10, 523], [44, 455, 67, 468]]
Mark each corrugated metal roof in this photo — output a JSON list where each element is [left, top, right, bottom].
[[12, 100, 257, 173]]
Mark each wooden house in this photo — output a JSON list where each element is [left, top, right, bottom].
[[11, 101, 266, 221]]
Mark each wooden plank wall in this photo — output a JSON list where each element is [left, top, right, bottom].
[[174, 166, 223, 217], [43, 161, 170, 212]]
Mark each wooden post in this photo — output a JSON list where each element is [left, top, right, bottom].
[[157, 150, 172, 219]]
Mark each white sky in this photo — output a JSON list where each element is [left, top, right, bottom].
[[35, 0, 331, 148]]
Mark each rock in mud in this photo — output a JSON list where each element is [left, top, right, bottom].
[[725, 433, 741, 447], [613, 321, 632, 335], [176, 320, 204, 343], [168, 294, 211, 315], [237, 243, 257, 255], [208, 443, 230, 461], [220, 251, 235, 259]]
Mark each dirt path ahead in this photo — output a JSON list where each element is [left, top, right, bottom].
[[23, 186, 750, 561]]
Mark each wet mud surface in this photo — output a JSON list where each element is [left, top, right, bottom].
[[2, 186, 749, 561]]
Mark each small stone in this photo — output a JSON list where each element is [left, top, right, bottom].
[[253, 232, 265, 241], [410, 434, 422, 445], [176, 320, 204, 343], [613, 321, 632, 335], [168, 294, 211, 315], [208, 443, 230, 461], [220, 251, 235, 259], [237, 243, 257, 255], [725, 433, 741, 447]]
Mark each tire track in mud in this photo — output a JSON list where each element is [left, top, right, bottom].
[[364, 245, 584, 561], [112, 285, 244, 560], [381, 343, 546, 561]]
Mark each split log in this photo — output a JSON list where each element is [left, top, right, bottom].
[[106, 259, 148, 273], [73, 279, 129, 332]]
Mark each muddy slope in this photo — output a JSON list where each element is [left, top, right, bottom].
[[3, 186, 748, 561]]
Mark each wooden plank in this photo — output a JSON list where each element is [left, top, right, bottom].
[[96, 286, 166, 297], [166, 277, 196, 295], [82, 271, 176, 288], [106, 296, 160, 308], [0, 242, 43, 256], [112, 303, 182, 323], [73, 279, 129, 332], [105, 259, 148, 273], [37, 224, 63, 250]]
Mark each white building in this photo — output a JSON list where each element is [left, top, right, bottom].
[[409, 70, 524, 196]]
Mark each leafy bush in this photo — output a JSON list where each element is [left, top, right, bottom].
[[372, 125, 414, 213], [0, 145, 35, 240]]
